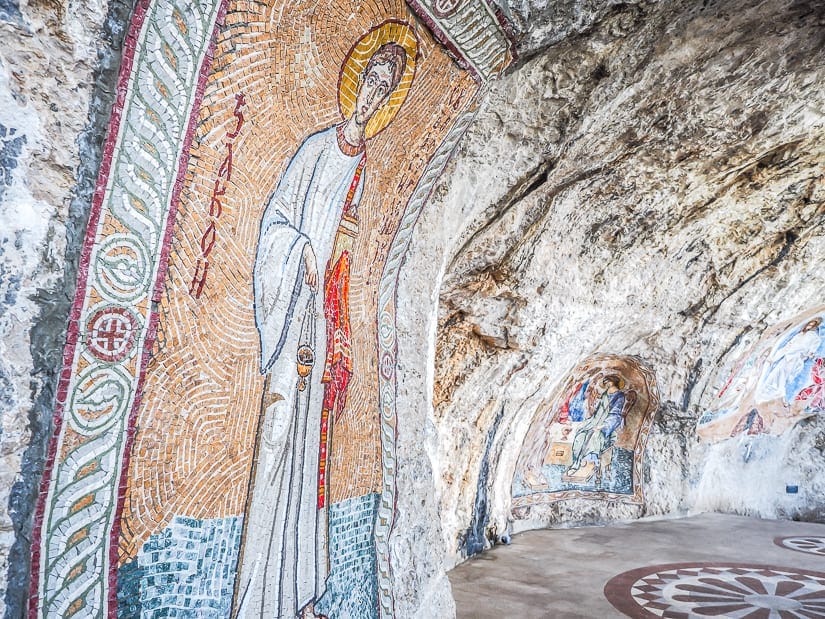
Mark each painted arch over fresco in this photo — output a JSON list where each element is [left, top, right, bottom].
[[28, 0, 515, 617], [511, 354, 659, 512]]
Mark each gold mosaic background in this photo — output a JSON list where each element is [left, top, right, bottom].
[[118, 0, 477, 561]]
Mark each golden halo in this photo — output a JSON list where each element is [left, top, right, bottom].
[[337, 19, 419, 140]]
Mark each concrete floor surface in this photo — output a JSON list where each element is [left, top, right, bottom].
[[447, 513, 825, 618]]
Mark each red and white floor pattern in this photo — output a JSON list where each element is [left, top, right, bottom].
[[776, 536, 825, 557], [604, 563, 825, 618]]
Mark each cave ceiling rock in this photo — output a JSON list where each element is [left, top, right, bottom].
[[399, 0, 825, 564]]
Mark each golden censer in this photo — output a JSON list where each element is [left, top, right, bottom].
[[296, 293, 316, 392], [296, 345, 315, 392]]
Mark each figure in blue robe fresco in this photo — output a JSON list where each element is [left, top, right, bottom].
[[558, 380, 590, 423], [564, 375, 636, 485]]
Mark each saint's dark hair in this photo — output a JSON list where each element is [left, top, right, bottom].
[[365, 42, 407, 92], [602, 374, 623, 388]]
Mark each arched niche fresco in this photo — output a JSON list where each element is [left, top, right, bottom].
[[511, 355, 659, 510], [27, 0, 515, 616], [698, 306, 825, 443]]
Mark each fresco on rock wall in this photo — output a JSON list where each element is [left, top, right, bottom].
[[698, 306, 825, 443], [28, 0, 515, 616], [512, 355, 658, 508]]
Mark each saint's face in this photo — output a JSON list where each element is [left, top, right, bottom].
[[354, 61, 394, 126]]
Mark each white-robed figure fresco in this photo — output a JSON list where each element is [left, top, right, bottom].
[[234, 21, 418, 619], [755, 317, 823, 405]]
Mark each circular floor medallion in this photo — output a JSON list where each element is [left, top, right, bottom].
[[776, 536, 825, 557], [604, 562, 825, 618]]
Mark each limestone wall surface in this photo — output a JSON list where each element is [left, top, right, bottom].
[[396, 0, 825, 567]]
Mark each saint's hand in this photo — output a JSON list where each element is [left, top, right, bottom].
[[303, 244, 318, 290]]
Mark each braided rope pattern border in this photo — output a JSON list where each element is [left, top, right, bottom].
[[30, 1, 224, 616], [374, 105, 479, 618]]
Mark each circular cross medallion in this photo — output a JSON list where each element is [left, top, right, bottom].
[[86, 306, 140, 362]]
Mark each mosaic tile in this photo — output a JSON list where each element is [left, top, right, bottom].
[[31, 0, 516, 616], [316, 494, 380, 618], [118, 516, 241, 618]]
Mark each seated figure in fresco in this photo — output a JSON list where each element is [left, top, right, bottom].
[[234, 42, 409, 619], [755, 317, 822, 406], [557, 380, 589, 424], [565, 374, 633, 483]]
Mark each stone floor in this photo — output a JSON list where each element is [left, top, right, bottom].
[[448, 513, 825, 618]]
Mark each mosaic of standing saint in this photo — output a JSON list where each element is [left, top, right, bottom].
[[698, 306, 825, 442], [235, 27, 418, 619], [26, 0, 514, 613], [512, 355, 659, 508]]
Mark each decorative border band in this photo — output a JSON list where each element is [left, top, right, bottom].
[[405, 0, 516, 81], [374, 100, 480, 618], [28, 1, 227, 616]]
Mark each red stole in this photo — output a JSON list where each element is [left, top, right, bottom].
[[317, 153, 365, 509]]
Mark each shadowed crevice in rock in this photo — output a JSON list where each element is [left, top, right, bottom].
[[460, 406, 505, 558], [0, 125, 26, 202], [681, 358, 704, 413]]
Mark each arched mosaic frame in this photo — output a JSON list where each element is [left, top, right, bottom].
[[27, 1, 516, 617]]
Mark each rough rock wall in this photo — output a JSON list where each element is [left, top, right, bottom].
[[495, 0, 642, 59], [396, 0, 824, 568], [0, 1, 130, 614]]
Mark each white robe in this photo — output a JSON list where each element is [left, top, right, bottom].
[[755, 328, 820, 404], [236, 126, 364, 618]]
